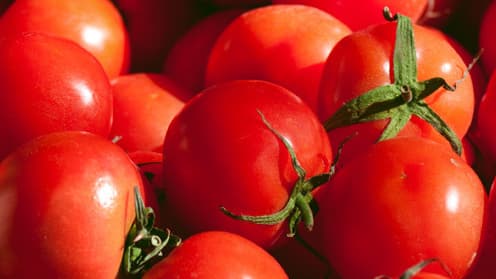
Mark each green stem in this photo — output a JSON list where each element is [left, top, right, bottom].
[[323, 7, 463, 155]]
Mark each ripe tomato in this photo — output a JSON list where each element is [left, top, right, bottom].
[[417, 0, 463, 27], [463, 176, 496, 279], [163, 9, 244, 93], [205, 4, 351, 113], [0, 0, 130, 79], [271, 0, 428, 31], [0, 32, 113, 160], [472, 71, 496, 176], [115, 0, 201, 72], [0, 131, 144, 278], [142, 231, 288, 279], [162, 80, 332, 249], [318, 137, 486, 279], [109, 73, 191, 153], [318, 16, 475, 166], [479, 0, 496, 75]]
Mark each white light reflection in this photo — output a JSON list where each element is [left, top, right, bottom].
[[74, 81, 94, 106], [445, 188, 459, 213], [441, 62, 452, 74], [95, 176, 117, 209], [82, 26, 105, 48]]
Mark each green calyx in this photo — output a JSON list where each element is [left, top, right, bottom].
[[324, 7, 462, 155], [220, 110, 331, 237], [121, 187, 181, 276]]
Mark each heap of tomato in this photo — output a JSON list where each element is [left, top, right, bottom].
[[0, 0, 495, 278]]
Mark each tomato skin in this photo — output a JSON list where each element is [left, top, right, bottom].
[[205, 4, 351, 113], [109, 73, 190, 153], [479, 0, 496, 76], [271, 0, 427, 31], [162, 80, 332, 249], [0, 131, 143, 278], [115, 0, 201, 72], [0, 32, 113, 160], [142, 231, 288, 279], [318, 137, 486, 279], [0, 0, 130, 79], [318, 20, 474, 166], [163, 9, 244, 93], [473, 71, 496, 160]]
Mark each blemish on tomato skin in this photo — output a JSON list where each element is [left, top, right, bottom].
[[449, 157, 462, 167]]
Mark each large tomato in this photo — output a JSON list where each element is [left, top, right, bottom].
[[161, 80, 332, 249], [109, 73, 191, 153], [318, 14, 475, 166], [0, 32, 113, 160], [142, 231, 288, 279], [0, 0, 130, 79], [318, 137, 486, 279], [271, 0, 428, 31], [205, 4, 351, 113], [0, 131, 143, 278]]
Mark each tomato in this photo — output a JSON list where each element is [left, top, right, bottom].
[[163, 9, 244, 93], [464, 177, 496, 279], [479, 0, 496, 76], [205, 4, 351, 113], [161, 80, 332, 249], [206, 0, 270, 8], [318, 137, 486, 279], [471, 71, 496, 179], [417, 0, 463, 28], [0, 32, 113, 160], [271, 0, 428, 31], [0, 131, 143, 278], [142, 231, 288, 279], [115, 0, 202, 72], [318, 16, 475, 167], [109, 73, 191, 153], [0, 0, 130, 79]]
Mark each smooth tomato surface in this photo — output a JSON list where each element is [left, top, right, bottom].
[[142, 231, 288, 279], [162, 80, 332, 249], [0, 0, 130, 79], [318, 20, 475, 166], [109, 73, 191, 153], [163, 9, 244, 93], [205, 4, 351, 113], [479, 0, 496, 75], [0, 32, 113, 160], [271, 0, 428, 30], [318, 137, 486, 279], [0, 131, 143, 278]]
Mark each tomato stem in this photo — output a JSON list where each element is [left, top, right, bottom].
[[121, 187, 182, 276], [220, 110, 331, 236], [323, 8, 463, 155]]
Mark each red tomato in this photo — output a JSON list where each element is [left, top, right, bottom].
[[115, 0, 201, 72], [463, 177, 496, 279], [318, 18, 475, 166], [163, 9, 244, 93], [0, 131, 143, 278], [205, 4, 351, 113], [109, 73, 191, 153], [318, 137, 486, 279], [0, 0, 130, 79], [472, 71, 496, 169], [142, 231, 288, 279], [207, 0, 270, 8], [479, 0, 496, 75], [162, 80, 332, 249], [417, 0, 463, 27], [271, 0, 428, 31], [0, 32, 113, 160]]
